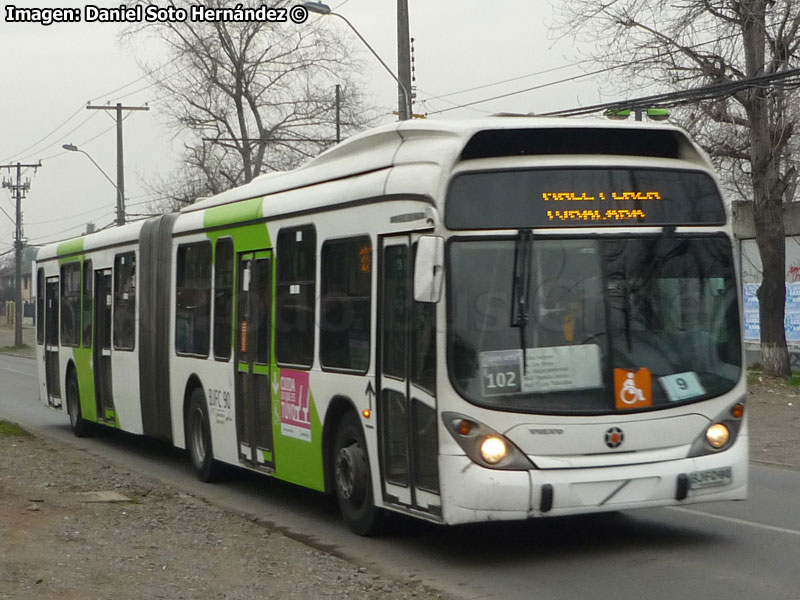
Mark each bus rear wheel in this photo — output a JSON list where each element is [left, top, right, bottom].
[[66, 370, 91, 438], [185, 388, 220, 483], [333, 411, 383, 536]]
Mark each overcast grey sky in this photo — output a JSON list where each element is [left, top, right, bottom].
[[0, 0, 608, 249]]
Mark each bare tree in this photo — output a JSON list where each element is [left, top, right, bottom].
[[124, 0, 375, 208], [554, 0, 800, 376]]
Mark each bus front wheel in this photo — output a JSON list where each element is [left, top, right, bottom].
[[185, 388, 220, 483], [66, 370, 91, 438], [333, 411, 383, 536]]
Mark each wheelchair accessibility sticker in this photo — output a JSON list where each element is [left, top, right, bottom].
[[614, 367, 652, 409]]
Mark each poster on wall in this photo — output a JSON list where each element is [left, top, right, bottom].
[[743, 283, 760, 342], [787, 283, 800, 343], [741, 237, 800, 347]]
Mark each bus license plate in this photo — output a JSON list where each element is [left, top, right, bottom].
[[689, 466, 732, 490]]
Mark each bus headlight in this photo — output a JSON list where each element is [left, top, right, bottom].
[[442, 411, 535, 470], [688, 399, 745, 457], [480, 436, 507, 464], [706, 423, 730, 449]]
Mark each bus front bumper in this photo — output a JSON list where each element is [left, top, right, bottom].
[[439, 435, 748, 525]]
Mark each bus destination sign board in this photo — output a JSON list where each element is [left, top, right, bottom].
[[544, 190, 662, 224], [446, 168, 726, 229]]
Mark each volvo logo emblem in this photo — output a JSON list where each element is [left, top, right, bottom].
[[605, 427, 624, 449]]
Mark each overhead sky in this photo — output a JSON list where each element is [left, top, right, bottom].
[[0, 0, 611, 249]]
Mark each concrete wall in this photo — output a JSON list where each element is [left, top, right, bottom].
[[733, 201, 800, 364], [732, 200, 800, 239]]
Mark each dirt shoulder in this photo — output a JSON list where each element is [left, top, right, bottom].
[[0, 423, 444, 600], [747, 377, 800, 470], [0, 323, 35, 359]]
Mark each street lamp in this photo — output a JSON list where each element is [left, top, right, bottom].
[[62, 143, 126, 226], [303, 1, 413, 121]]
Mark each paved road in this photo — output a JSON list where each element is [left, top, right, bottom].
[[2, 353, 799, 600]]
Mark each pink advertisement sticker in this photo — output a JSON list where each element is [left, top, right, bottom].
[[279, 369, 311, 442]]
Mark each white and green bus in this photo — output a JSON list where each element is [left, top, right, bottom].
[[34, 118, 747, 534]]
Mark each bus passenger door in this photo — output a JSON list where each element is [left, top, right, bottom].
[[44, 277, 60, 407], [378, 236, 441, 517], [235, 250, 274, 471], [94, 269, 114, 422]]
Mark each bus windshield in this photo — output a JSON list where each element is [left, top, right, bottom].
[[448, 235, 741, 414]]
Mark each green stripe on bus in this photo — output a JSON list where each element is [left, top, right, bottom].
[[57, 237, 84, 259], [203, 196, 263, 231], [73, 348, 98, 423]]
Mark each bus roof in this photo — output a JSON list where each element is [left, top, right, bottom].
[[183, 117, 711, 214], [37, 117, 712, 261], [36, 219, 145, 262]]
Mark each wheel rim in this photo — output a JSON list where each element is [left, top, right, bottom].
[[189, 408, 207, 465], [335, 442, 367, 506], [67, 379, 79, 428]]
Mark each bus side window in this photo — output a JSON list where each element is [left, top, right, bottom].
[[82, 260, 92, 348], [213, 238, 233, 361], [113, 252, 136, 351], [411, 243, 436, 395], [320, 236, 371, 373], [176, 242, 212, 357], [60, 262, 81, 347], [276, 225, 316, 368]]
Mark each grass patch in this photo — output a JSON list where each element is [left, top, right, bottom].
[[0, 420, 30, 437], [746, 368, 800, 387], [747, 369, 763, 385], [0, 343, 35, 358], [0, 343, 31, 351]]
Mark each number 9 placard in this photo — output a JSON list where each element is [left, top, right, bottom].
[[658, 372, 706, 402]]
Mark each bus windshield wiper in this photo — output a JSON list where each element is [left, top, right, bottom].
[[511, 228, 533, 374]]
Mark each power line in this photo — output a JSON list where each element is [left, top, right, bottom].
[[422, 62, 585, 103], [29, 106, 137, 163], [91, 55, 182, 102], [0, 202, 14, 227], [1, 58, 178, 164], [0, 105, 86, 164], [29, 210, 117, 245], [38, 114, 132, 163], [423, 24, 776, 115], [541, 68, 800, 118], [19, 112, 103, 164], [25, 203, 117, 226], [425, 63, 624, 115]]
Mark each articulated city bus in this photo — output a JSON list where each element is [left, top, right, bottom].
[[34, 118, 747, 534]]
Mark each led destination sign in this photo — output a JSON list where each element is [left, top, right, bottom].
[[543, 189, 661, 223], [547, 208, 647, 223], [542, 191, 662, 202], [446, 168, 726, 229]]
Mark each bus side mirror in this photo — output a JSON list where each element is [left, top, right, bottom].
[[414, 236, 444, 303]]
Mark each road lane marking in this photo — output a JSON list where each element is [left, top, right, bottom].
[[1, 366, 35, 377], [669, 506, 800, 537]]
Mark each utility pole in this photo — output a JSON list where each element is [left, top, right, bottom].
[[396, 0, 412, 120], [86, 103, 149, 226], [1, 161, 40, 347]]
